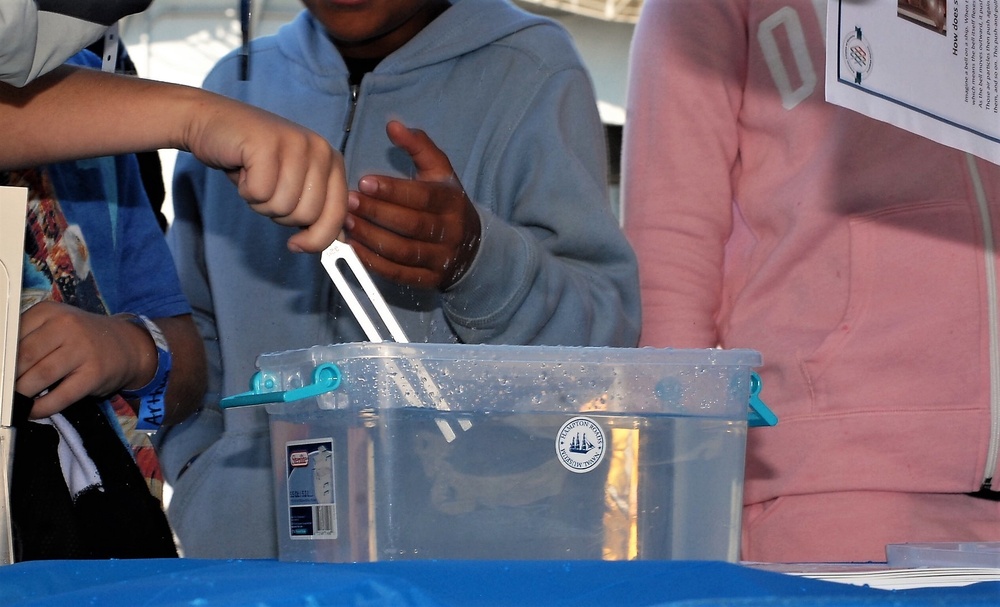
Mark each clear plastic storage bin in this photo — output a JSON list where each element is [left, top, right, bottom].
[[224, 343, 770, 563]]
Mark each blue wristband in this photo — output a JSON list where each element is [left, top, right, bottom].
[[120, 314, 171, 432]]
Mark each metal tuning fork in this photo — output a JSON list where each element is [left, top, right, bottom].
[[320, 241, 470, 442]]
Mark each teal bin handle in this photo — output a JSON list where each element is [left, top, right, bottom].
[[747, 371, 777, 427], [220, 363, 342, 408]]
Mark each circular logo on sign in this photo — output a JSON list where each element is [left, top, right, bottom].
[[555, 416, 606, 473], [843, 29, 874, 84]]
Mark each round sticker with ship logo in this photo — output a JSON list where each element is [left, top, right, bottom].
[[555, 416, 606, 473]]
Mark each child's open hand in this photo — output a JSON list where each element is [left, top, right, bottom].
[[344, 120, 481, 290]]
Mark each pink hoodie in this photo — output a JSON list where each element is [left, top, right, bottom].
[[623, 0, 1000, 562]]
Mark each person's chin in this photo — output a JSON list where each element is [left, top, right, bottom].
[[322, 0, 370, 8]]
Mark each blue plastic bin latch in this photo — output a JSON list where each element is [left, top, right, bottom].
[[747, 371, 777, 427], [219, 363, 342, 408]]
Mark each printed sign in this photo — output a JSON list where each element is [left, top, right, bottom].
[[826, 0, 1000, 164]]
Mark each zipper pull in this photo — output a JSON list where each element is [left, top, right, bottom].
[[341, 84, 359, 153]]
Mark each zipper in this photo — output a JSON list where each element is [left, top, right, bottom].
[[341, 83, 359, 155], [966, 153, 1000, 491]]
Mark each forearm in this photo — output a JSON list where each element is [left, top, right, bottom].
[[451, 218, 640, 347], [150, 315, 208, 426], [0, 64, 200, 168], [443, 70, 640, 347], [621, 0, 744, 347], [1, 62, 349, 253]]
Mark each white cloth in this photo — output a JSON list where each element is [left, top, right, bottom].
[[35, 414, 102, 499]]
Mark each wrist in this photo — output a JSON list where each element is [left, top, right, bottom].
[[119, 316, 156, 391], [442, 210, 482, 290], [118, 313, 171, 433]]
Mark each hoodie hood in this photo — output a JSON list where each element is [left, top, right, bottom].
[[275, 0, 554, 80]]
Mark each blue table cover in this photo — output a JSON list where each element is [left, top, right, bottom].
[[0, 559, 997, 606]]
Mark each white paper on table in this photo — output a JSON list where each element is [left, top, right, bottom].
[[826, 0, 1000, 164], [750, 562, 1000, 590]]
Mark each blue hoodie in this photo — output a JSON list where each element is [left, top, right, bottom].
[[161, 0, 640, 558]]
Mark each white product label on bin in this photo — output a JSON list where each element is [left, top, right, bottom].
[[555, 417, 606, 473], [285, 438, 337, 540]]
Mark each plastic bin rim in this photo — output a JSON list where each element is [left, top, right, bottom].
[[256, 343, 763, 367]]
